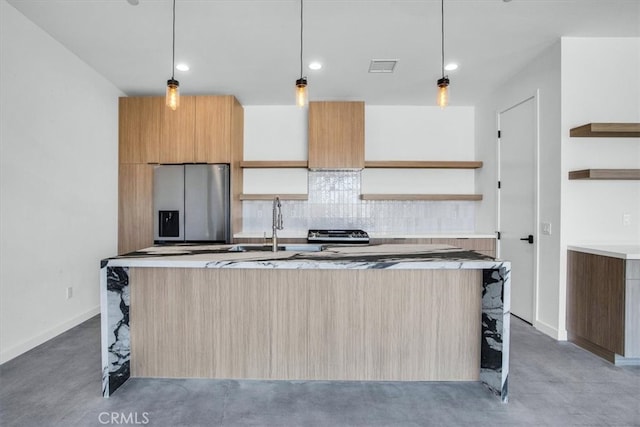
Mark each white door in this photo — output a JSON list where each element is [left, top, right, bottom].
[[498, 96, 537, 324]]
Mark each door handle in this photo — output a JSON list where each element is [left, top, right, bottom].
[[520, 235, 534, 244]]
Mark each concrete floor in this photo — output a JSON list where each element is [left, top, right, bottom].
[[1, 315, 639, 427]]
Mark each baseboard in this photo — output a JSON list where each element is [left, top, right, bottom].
[[614, 355, 640, 366], [568, 332, 616, 363], [534, 319, 567, 340], [0, 306, 100, 364], [557, 328, 568, 341]]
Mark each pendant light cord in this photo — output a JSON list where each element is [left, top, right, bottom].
[[299, 0, 304, 79], [441, 0, 445, 78], [171, 0, 176, 79]]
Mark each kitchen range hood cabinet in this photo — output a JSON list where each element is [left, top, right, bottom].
[[308, 101, 365, 170], [153, 164, 230, 243]]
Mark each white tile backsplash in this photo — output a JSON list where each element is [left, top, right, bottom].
[[242, 171, 476, 234]]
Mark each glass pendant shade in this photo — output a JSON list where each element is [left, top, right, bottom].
[[437, 77, 449, 109], [295, 78, 308, 108], [166, 79, 180, 111]]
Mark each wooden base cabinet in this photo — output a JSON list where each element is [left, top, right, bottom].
[[369, 237, 496, 258], [567, 250, 640, 363]]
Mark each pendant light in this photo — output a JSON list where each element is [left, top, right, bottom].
[[166, 0, 179, 110], [436, 0, 450, 109], [295, 0, 308, 107]]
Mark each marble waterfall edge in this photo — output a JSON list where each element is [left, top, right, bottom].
[[101, 264, 130, 397]]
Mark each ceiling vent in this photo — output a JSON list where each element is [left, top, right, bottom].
[[368, 59, 398, 73]]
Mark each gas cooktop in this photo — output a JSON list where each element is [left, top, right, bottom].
[[307, 229, 370, 244]]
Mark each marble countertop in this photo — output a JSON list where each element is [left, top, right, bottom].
[[104, 243, 507, 270], [568, 244, 640, 260]]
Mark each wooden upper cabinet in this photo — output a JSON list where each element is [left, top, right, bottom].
[[308, 101, 365, 169], [119, 97, 162, 164], [194, 96, 233, 163], [119, 95, 240, 165], [159, 96, 196, 163]]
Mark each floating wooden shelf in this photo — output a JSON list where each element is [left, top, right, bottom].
[[360, 194, 483, 201], [364, 161, 483, 169], [570, 123, 640, 138], [239, 194, 308, 201], [240, 161, 308, 168], [240, 160, 484, 169], [568, 169, 640, 180]]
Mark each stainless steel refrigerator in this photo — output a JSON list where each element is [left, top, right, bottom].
[[153, 164, 230, 243]]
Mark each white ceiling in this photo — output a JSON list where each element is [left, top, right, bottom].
[[7, 0, 640, 106]]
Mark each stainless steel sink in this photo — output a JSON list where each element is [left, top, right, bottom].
[[228, 244, 324, 252]]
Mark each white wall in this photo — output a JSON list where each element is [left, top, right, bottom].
[[363, 106, 475, 194], [243, 105, 476, 196], [561, 37, 640, 243], [244, 106, 308, 161], [0, 1, 123, 363], [558, 37, 640, 336], [475, 41, 563, 338], [365, 107, 475, 161], [476, 37, 640, 341], [243, 106, 309, 194], [241, 105, 478, 235]]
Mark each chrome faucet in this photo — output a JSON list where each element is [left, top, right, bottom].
[[271, 196, 283, 252]]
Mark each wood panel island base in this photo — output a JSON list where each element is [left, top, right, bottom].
[[100, 244, 511, 402]]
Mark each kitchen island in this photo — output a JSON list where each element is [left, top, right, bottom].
[[101, 244, 511, 401]]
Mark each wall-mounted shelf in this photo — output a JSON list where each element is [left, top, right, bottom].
[[360, 194, 483, 201], [239, 194, 308, 201], [364, 161, 483, 169], [568, 169, 640, 180], [569, 123, 640, 138], [240, 160, 484, 170], [240, 161, 308, 168]]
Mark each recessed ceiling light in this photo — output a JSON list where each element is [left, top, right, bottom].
[[176, 63, 190, 71], [444, 63, 458, 71], [308, 62, 322, 70]]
